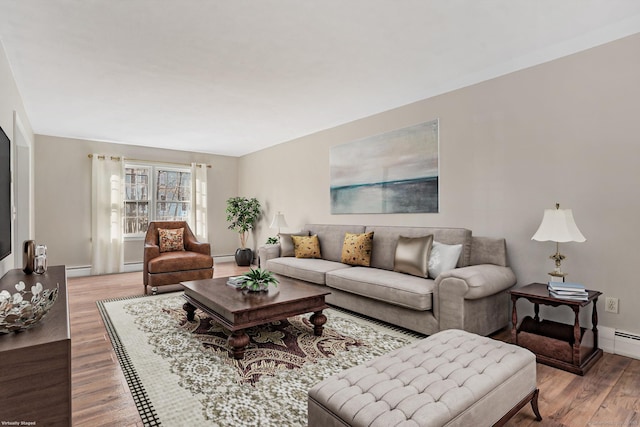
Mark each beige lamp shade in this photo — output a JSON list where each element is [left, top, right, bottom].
[[269, 212, 288, 230], [531, 207, 586, 243]]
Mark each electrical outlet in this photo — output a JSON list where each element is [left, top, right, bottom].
[[605, 297, 619, 313]]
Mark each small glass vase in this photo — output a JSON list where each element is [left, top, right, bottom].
[[34, 244, 48, 274]]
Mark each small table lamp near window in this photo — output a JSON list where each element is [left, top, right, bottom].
[[269, 212, 288, 237], [531, 203, 586, 281]]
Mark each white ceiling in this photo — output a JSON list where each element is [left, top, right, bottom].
[[1, 1, 640, 157]]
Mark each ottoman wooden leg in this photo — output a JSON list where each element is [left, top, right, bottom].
[[494, 388, 542, 426], [531, 388, 542, 421]]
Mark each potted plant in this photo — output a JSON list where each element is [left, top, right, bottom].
[[226, 196, 261, 266], [239, 267, 279, 292], [265, 236, 279, 245]]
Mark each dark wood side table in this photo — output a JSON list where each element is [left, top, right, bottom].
[[509, 283, 603, 375], [0, 266, 71, 425]]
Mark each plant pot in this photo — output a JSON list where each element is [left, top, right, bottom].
[[235, 248, 253, 266], [244, 283, 270, 293]]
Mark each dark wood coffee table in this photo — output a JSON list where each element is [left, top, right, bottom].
[[181, 275, 330, 359]]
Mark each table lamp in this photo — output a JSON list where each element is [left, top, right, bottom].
[[269, 212, 288, 237], [531, 203, 586, 280]]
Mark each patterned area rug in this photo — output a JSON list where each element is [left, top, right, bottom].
[[98, 293, 423, 426]]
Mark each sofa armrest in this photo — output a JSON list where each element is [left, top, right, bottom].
[[433, 264, 516, 333], [436, 264, 516, 300], [258, 244, 281, 268]]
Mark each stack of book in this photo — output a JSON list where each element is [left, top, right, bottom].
[[226, 276, 246, 288], [547, 281, 588, 301]]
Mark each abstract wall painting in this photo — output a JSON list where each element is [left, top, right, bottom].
[[330, 119, 439, 214]]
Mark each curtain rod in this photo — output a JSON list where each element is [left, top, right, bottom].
[[87, 154, 211, 168]]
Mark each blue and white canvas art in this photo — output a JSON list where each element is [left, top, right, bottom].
[[330, 120, 439, 214]]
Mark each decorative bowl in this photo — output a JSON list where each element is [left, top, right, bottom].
[[0, 281, 59, 334]]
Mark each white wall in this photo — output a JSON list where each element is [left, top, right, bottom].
[[239, 33, 640, 334], [0, 41, 34, 277], [33, 135, 241, 268]]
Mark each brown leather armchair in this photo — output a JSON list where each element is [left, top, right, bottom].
[[143, 221, 213, 294]]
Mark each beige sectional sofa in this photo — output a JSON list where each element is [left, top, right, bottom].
[[258, 224, 517, 336]]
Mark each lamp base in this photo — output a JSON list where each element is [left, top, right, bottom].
[[548, 271, 566, 283]]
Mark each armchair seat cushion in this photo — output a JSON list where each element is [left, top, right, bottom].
[[148, 251, 214, 274]]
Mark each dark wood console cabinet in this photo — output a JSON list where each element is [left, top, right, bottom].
[[509, 282, 603, 376], [0, 266, 71, 425]]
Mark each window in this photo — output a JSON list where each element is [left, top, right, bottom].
[[124, 164, 192, 237]]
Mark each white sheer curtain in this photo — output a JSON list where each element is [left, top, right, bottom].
[[189, 163, 208, 242], [91, 154, 124, 275]]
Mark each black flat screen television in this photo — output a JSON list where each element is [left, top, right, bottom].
[[0, 125, 11, 261]]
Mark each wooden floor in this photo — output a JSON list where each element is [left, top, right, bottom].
[[69, 262, 250, 426], [68, 262, 640, 426]]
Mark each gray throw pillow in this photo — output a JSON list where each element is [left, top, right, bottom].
[[279, 231, 310, 257], [429, 241, 463, 278], [393, 235, 433, 278]]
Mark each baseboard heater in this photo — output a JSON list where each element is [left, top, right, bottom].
[[614, 330, 640, 360], [615, 330, 640, 341]]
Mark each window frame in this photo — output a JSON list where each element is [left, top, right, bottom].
[[123, 162, 192, 239]]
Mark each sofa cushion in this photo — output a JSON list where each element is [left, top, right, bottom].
[[428, 241, 463, 278], [394, 235, 433, 278], [266, 257, 351, 285], [148, 251, 213, 273], [341, 232, 374, 266], [291, 235, 322, 258], [305, 224, 366, 262], [365, 226, 472, 271], [279, 230, 310, 257], [159, 227, 184, 252], [470, 236, 508, 267], [326, 267, 434, 311]]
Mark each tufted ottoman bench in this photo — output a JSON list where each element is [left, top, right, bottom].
[[308, 329, 541, 427]]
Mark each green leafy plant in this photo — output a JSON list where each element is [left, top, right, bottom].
[[240, 268, 279, 292], [225, 197, 261, 248], [266, 236, 279, 245]]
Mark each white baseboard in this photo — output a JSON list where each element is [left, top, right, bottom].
[[599, 326, 615, 354], [66, 263, 143, 277], [124, 262, 143, 273], [66, 265, 91, 277], [65, 256, 236, 278], [215, 255, 236, 263]]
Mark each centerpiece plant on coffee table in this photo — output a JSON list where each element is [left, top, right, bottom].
[[239, 268, 279, 292], [225, 196, 261, 266]]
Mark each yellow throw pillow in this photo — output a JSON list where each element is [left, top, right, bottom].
[[291, 235, 322, 258], [393, 235, 433, 278], [341, 232, 374, 266], [159, 228, 185, 253], [279, 232, 309, 257]]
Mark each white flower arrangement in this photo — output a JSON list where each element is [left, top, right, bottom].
[[0, 281, 59, 334]]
